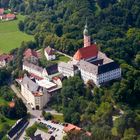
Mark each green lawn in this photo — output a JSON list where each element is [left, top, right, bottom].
[[53, 114, 64, 122], [0, 117, 17, 131], [0, 15, 33, 54], [39, 49, 71, 68], [52, 53, 71, 63], [35, 123, 48, 133], [0, 98, 9, 106]]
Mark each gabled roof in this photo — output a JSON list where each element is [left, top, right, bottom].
[[63, 123, 91, 137], [6, 13, 15, 18], [45, 46, 55, 55], [0, 54, 13, 61], [78, 60, 98, 75], [23, 61, 44, 73], [58, 62, 77, 71], [63, 124, 81, 133], [0, 8, 4, 15], [98, 62, 120, 74], [24, 48, 38, 58], [22, 75, 39, 92], [29, 73, 43, 80], [78, 59, 119, 75], [46, 63, 58, 75], [73, 44, 98, 61]]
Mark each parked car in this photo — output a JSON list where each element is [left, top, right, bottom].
[[48, 131, 53, 134]]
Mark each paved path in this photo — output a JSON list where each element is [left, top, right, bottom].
[[20, 118, 36, 140], [45, 108, 63, 116], [10, 84, 65, 140], [40, 120, 65, 140]]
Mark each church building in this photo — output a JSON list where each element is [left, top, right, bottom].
[[58, 22, 121, 86]]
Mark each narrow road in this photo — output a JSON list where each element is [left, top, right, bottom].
[[10, 84, 63, 117], [10, 84, 64, 140]]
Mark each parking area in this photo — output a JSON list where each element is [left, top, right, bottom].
[[35, 129, 50, 140], [36, 119, 66, 140]]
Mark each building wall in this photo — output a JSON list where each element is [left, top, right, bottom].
[[58, 66, 75, 78], [84, 35, 91, 47], [42, 69, 48, 77], [23, 64, 47, 78], [6, 17, 15, 20], [0, 60, 6, 67], [35, 96, 42, 109], [21, 84, 51, 110], [80, 68, 121, 86], [80, 69, 98, 85], [21, 84, 36, 108], [44, 51, 56, 61], [42, 92, 51, 108], [98, 68, 121, 84]]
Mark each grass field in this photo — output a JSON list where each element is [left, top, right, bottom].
[[53, 53, 71, 63], [0, 98, 9, 106], [0, 15, 33, 54], [39, 49, 71, 68], [0, 117, 17, 131], [53, 114, 64, 122]]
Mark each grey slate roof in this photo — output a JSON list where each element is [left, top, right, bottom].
[[59, 62, 77, 71], [78, 60, 120, 75], [78, 60, 98, 75], [97, 51, 113, 64], [98, 62, 120, 74], [21, 75, 39, 92], [23, 61, 44, 73], [45, 46, 55, 55], [46, 63, 58, 75]]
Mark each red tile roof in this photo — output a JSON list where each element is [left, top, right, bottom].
[[24, 49, 38, 58], [0, 54, 13, 61], [63, 123, 92, 137], [29, 73, 43, 80], [86, 131, 92, 136], [33, 92, 43, 97], [63, 124, 81, 133], [6, 13, 16, 19], [0, 8, 4, 15], [45, 46, 55, 55], [52, 76, 60, 80], [73, 44, 98, 61]]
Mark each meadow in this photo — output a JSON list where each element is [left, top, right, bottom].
[[0, 15, 33, 54]]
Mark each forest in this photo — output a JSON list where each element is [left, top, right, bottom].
[[0, 0, 140, 139]]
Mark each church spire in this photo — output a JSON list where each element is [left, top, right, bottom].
[[83, 18, 91, 47], [83, 18, 88, 36]]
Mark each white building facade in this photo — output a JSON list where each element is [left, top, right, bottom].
[[23, 61, 48, 78], [58, 62, 78, 78], [19, 76, 51, 110], [44, 46, 56, 61], [78, 59, 121, 86]]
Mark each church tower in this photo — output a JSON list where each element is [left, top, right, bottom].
[[83, 20, 91, 47]]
